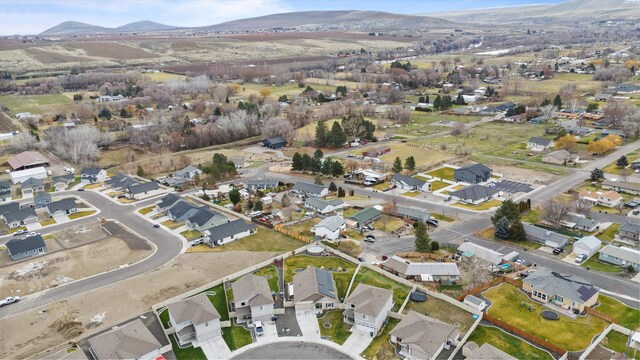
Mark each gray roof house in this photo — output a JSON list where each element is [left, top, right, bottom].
[[312, 215, 346, 240], [395, 206, 430, 223], [246, 179, 280, 191], [347, 206, 382, 229], [464, 343, 516, 360], [262, 136, 287, 149], [186, 207, 228, 231], [105, 172, 139, 190], [560, 213, 599, 232], [88, 319, 164, 360], [21, 177, 45, 194], [32, 192, 52, 208], [522, 267, 599, 311], [293, 266, 338, 312], [618, 221, 640, 243], [293, 182, 328, 197], [599, 245, 640, 271], [542, 150, 579, 165], [46, 198, 78, 216], [203, 219, 257, 246], [304, 197, 344, 214], [166, 200, 200, 222], [392, 174, 430, 192], [523, 223, 568, 248], [156, 193, 182, 212], [2, 206, 38, 228], [391, 310, 460, 360], [166, 293, 221, 346], [126, 181, 160, 199], [0, 180, 10, 201], [454, 164, 492, 184], [5, 234, 46, 261], [0, 202, 19, 218], [80, 167, 107, 183], [344, 284, 394, 334], [175, 165, 203, 179], [458, 242, 503, 265], [231, 274, 274, 323], [449, 185, 499, 205], [573, 236, 602, 258], [382, 255, 460, 282], [51, 174, 74, 191], [527, 137, 555, 151]]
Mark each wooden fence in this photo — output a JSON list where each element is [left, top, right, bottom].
[[396, 252, 456, 262], [585, 306, 617, 324], [456, 276, 522, 302], [483, 313, 567, 356], [273, 224, 312, 243]]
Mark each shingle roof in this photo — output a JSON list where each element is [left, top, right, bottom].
[[304, 197, 343, 211], [21, 177, 44, 189], [468, 343, 516, 360], [3, 207, 37, 223], [0, 180, 10, 189], [175, 165, 200, 178], [264, 136, 286, 146], [293, 266, 338, 302], [52, 174, 74, 184], [528, 137, 553, 146], [391, 310, 459, 358], [523, 223, 568, 246], [450, 185, 498, 202], [187, 207, 224, 227], [395, 206, 429, 220], [232, 273, 273, 307], [167, 200, 199, 218], [314, 215, 346, 232], [8, 151, 48, 170], [46, 198, 77, 213], [157, 193, 182, 209], [348, 207, 382, 223], [457, 163, 492, 176], [345, 284, 393, 317], [383, 256, 460, 277], [34, 192, 52, 202], [81, 167, 103, 176], [0, 202, 19, 217], [523, 267, 598, 303], [204, 219, 256, 243], [575, 236, 602, 251], [246, 179, 279, 188], [620, 221, 640, 234], [600, 245, 640, 265], [6, 234, 45, 255], [293, 181, 327, 195], [127, 181, 159, 195], [457, 242, 503, 265], [392, 174, 426, 188], [545, 150, 572, 161], [166, 293, 220, 326], [87, 319, 162, 360]]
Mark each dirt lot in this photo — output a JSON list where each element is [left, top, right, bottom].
[[0, 251, 279, 360]]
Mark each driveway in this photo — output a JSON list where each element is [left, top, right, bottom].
[[199, 334, 231, 360], [53, 214, 70, 223], [295, 310, 321, 340], [25, 222, 42, 231], [255, 322, 279, 343], [341, 329, 373, 356]]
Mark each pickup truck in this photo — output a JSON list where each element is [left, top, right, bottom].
[[0, 296, 20, 307]]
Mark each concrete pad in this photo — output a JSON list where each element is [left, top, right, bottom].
[[25, 222, 42, 231], [538, 246, 555, 254], [255, 322, 279, 343], [199, 334, 231, 360], [341, 329, 374, 356], [295, 310, 321, 341], [53, 215, 70, 223], [174, 225, 190, 234], [561, 252, 579, 265]]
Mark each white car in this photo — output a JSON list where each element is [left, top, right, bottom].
[[0, 296, 20, 307], [254, 321, 264, 336], [26, 232, 39, 237]]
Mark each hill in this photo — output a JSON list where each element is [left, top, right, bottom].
[[115, 20, 181, 32], [428, 0, 640, 24], [40, 20, 179, 35]]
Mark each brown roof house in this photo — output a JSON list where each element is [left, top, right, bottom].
[[7, 151, 49, 171], [166, 293, 221, 347], [542, 150, 579, 165], [87, 319, 167, 360], [343, 284, 393, 335], [391, 310, 460, 360], [231, 274, 274, 323], [292, 266, 339, 313]]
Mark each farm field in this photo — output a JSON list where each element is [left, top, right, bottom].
[[0, 94, 75, 115], [66, 42, 159, 59], [24, 48, 91, 63]]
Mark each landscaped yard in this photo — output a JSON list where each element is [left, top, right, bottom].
[[161, 220, 184, 230], [521, 209, 542, 223], [168, 333, 207, 360], [373, 215, 405, 232], [180, 229, 202, 240], [186, 228, 305, 253], [580, 256, 623, 274], [284, 255, 357, 300], [318, 310, 351, 345], [427, 167, 455, 180], [402, 191, 422, 198], [343, 208, 359, 218], [403, 296, 476, 334], [596, 295, 640, 330], [352, 268, 410, 312], [139, 205, 155, 215], [68, 210, 96, 220], [602, 331, 640, 360], [430, 180, 449, 191], [598, 224, 619, 242], [361, 318, 400, 360], [452, 199, 502, 211], [602, 151, 639, 175], [483, 283, 609, 351], [39, 218, 56, 226], [222, 323, 253, 351], [467, 325, 553, 360], [344, 228, 364, 240], [201, 284, 229, 321], [253, 265, 280, 293], [286, 218, 320, 241]]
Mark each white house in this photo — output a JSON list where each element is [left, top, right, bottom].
[[80, 167, 107, 183], [597, 191, 623, 208], [166, 293, 221, 347], [344, 284, 393, 335], [9, 167, 47, 184], [392, 174, 431, 192], [292, 182, 329, 198], [391, 310, 460, 360], [292, 266, 338, 313], [260, 196, 273, 206], [126, 182, 163, 200], [304, 198, 344, 214], [231, 274, 275, 323], [312, 215, 346, 241], [572, 236, 602, 259], [526, 137, 555, 152], [599, 245, 640, 271], [175, 165, 203, 180], [463, 295, 487, 311]]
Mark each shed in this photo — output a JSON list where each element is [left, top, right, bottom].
[[573, 236, 602, 258], [262, 136, 287, 149], [463, 295, 487, 311]]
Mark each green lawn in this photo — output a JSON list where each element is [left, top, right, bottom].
[[180, 229, 202, 240], [427, 167, 455, 180], [598, 224, 619, 242], [318, 310, 351, 345], [168, 334, 207, 360], [581, 256, 623, 274], [452, 199, 502, 211], [200, 228, 305, 252], [343, 208, 359, 218], [139, 205, 155, 215], [361, 318, 400, 360], [161, 220, 184, 230], [284, 255, 356, 300], [344, 228, 364, 240], [201, 284, 229, 321], [596, 295, 640, 330], [484, 283, 609, 351], [402, 191, 422, 198], [430, 181, 449, 191], [430, 213, 455, 222], [467, 325, 553, 360], [373, 215, 405, 232], [286, 218, 320, 241], [222, 323, 253, 351], [602, 331, 640, 360], [521, 209, 542, 223], [352, 268, 410, 312], [0, 94, 74, 114], [158, 308, 170, 329], [253, 265, 280, 293], [602, 151, 639, 175], [39, 218, 56, 226], [68, 210, 96, 220], [403, 297, 476, 334]]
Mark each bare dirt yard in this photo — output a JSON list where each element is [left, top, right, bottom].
[[0, 250, 280, 360]]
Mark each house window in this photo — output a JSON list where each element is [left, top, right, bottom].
[[362, 314, 366, 319], [240, 302, 246, 306], [259, 305, 263, 310], [327, 303, 333, 308], [555, 295, 564, 303], [315, 303, 322, 309], [351, 304, 355, 308]]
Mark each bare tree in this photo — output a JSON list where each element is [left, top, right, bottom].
[[262, 117, 295, 143], [450, 122, 468, 137], [47, 126, 114, 165], [543, 198, 574, 227], [11, 132, 40, 151]]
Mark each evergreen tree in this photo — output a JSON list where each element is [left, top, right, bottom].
[[553, 94, 563, 109], [441, 95, 453, 110], [430, 241, 440, 251], [329, 121, 347, 148], [415, 222, 431, 252], [616, 155, 629, 168], [278, 95, 288, 103], [455, 93, 466, 105], [314, 173, 324, 185], [301, 153, 312, 171], [404, 156, 416, 171], [590, 168, 605, 182], [136, 165, 144, 177], [229, 188, 241, 205], [491, 199, 520, 226], [338, 187, 345, 197], [510, 221, 527, 242], [392, 157, 403, 173], [291, 152, 304, 171], [315, 120, 328, 147], [310, 157, 322, 173], [321, 158, 333, 175], [314, 149, 324, 159], [329, 182, 337, 192], [494, 216, 511, 240], [586, 102, 598, 113], [433, 95, 442, 110], [254, 200, 263, 211], [331, 161, 345, 177]]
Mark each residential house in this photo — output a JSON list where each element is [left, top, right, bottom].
[[344, 284, 393, 335], [632, 160, 640, 170], [346, 206, 382, 230], [312, 215, 346, 240], [449, 185, 499, 205], [354, 169, 387, 184], [381, 256, 460, 282], [564, 126, 592, 137], [0, 180, 10, 202], [395, 206, 430, 223], [602, 180, 640, 196], [463, 343, 516, 360], [2, 206, 37, 228], [246, 179, 280, 191], [21, 177, 45, 196], [166, 200, 200, 222], [231, 274, 274, 323], [80, 167, 107, 183], [522, 267, 599, 312], [391, 310, 460, 360], [608, 84, 640, 94], [392, 174, 431, 192], [292, 266, 338, 312], [126, 182, 162, 200], [155, 193, 182, 213], [229, 156, 246, 169], [363, 146, 391, 158], [457, 242, 503, 265], [560, 213, 599, 232], [46, 198, 78, 217], [292, 182, 329, 198], [32, 192, 52, 209], [51, 174, 74, 191], [5, 234, 46, 261], [0, 202, 20, 221], [618, 221, 640, 245], [165, 293, 221, 347], [88, 319, 164, 360], [573, 236, 602, 258], [303, 198, 344, 215], [598, 245, 640, 271], [597, 191, 623, 208], [527, 137, 555, 151], [454, 164, 493, 184], [105, 172, 139, 190], [262, 136, 287, 149], [577, 190, 599, 205], [9, 167, 47, 184], [203, 219, 256, 246], [523, 223, 569, 248], [594, 93, 613, 102], [186, 207, 228, 231], [175, 165, 203, 180], [542, 150, 579, 165], [7, 151, 49, 171]]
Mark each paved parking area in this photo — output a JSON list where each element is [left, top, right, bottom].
[[492, 180, 533, 194], [199, 335, 231, 359], [295, 310, 321, 340], [275, 308, 302, 337], [341, 329, 373, 355], [255, 322, 279, 343]]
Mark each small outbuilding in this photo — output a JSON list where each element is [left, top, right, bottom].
[[572, 236, 602, 259]]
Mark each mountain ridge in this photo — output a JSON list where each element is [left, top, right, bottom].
[[40, 20, 180, 35]]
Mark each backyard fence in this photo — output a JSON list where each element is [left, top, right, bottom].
[[483, 313, 568, 356], [273, 224, 311, 243], [396, 252, 456, 262], [585, 306, 617, 324], [456, 276, 522, 302]]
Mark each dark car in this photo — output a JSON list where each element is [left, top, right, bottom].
[[553, 247, 564, 255], [77, 188, 84, 191], [426, 219, 439, 227], [153, 224, 160, 228], [520, 271, 530, 278]]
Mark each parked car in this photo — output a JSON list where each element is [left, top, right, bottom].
[[552, 247, 564, 255], [254, 321, 264, 336], [77, 188, 84, 191], [191, 239, 204, 246], [515, 258, 525, 265], [366, 225, 375, 231], [575, 254, 588, 263], [381, 255, 389, 261], [153, 224, 160, 228], [520, 271, 530, 278], [0, 296, 20, 307], [426, 219, 439, 227], [26, 232, 39, 237], [13, 229, 27, 236]]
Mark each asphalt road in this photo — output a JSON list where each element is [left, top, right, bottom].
[[0, 190, 183, 319]]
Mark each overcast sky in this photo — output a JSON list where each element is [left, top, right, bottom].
[[0, 0, 563, 35]]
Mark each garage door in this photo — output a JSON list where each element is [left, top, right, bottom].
[[355, 322, 375, 334]]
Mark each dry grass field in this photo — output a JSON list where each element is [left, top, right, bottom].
[[24, 48, 91, 64], [66, 42, 159, 59]]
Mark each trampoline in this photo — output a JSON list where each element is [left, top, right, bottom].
[[410, 291, 427, 302], [541, 310, 559, 320]]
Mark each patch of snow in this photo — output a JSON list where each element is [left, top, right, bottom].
[[16, 261, 47, 276], [50, 275, 73, 287], [89, 312, 106, 325]]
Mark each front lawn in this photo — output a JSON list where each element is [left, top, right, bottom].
[[344, 228, 364, 240], [521, 209, 542, 223], [180, 229, 202, 240], [68, 210, 96, 220], [373, 215, 405, 232], [430, 181, 449, 191], [139, 205, 155, 215], [467, 325, 553, 360], [361, 318, 400, 359], [403, 296, 476, 334], [161, 220, 184, 230], [596, 295, 640, 330], [430, 213, 455, 222], [284, 255, 356, 300], [169, 334, 207, 360], [352, 268, 410, 312], [598, 224, 619, 242], [580, 256, 623, 274], [186, 228, 305, 252], [158, 308, 170, 329], [452, 199, 502, 211], [483, 283, 609, 351], [253, 265, 280, 293], [318, 310, 351, 345], [222, 323, 253, 351], [402, 191, 422, 198], [427, 167, 455, 180], [39, 218, 56, 226], [602, 331, 640, 360]]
